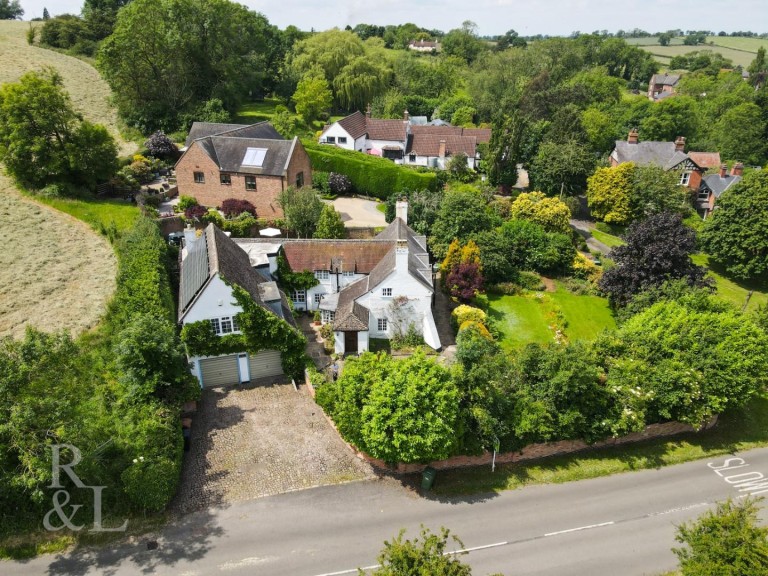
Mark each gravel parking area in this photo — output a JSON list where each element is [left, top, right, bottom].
[[173, 381, 373, 514]]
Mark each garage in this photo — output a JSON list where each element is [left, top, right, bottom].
[[199, 355, 240, 388], [248, 350, 283, 380]]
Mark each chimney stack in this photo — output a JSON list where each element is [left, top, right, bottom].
[[732, 162, 744, 177], [627, 129, 638, 144], [395, 199, 408, 225], [675, 136, 686, 152], [365, 103, 371, 118], [404, 109, 410, 121], [438, 139, 446, 159], [719, 164, 727, 178]]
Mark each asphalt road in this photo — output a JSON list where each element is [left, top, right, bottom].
[[9, 447, 768, 576]]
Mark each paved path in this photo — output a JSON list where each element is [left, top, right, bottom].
[[13, 447, 768, 576], [570, 219, 613, 256], [331, 197, 386, 228]]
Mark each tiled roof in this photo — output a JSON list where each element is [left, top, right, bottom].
[[613, 141, 685, 168], [702, 173, 742, 198], [179, 224, 295, 327], [337, 111, 368, 139], [366, 118, 408, 142], [688, 152, 722, 169], [194, 136, 297, 176], [332, 277, 371, 331], [650, 73, 680, 86], [464, 128, 491, 144], [185, 121, 283, 147], [281, 239, 394, 274], [408, 134, 477, 157]]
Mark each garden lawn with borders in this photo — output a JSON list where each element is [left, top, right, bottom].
[[432, 392, 768, 497], [691, 253, 768, 313], [35, 196, 140, 236], [488, 288, 616, 349], [591, 228, 625, 248]]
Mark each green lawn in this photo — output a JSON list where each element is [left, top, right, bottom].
[[488, 288, 616, 349], [590, 228, 625, 248], [692, 253, 768, 313], [35, 196, 140, 235], [236, 98, 333, 138], [433, 392, 768, 496], [551, 286, 616, 341]]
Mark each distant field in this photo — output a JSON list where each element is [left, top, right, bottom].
[[0, 177, 117, 339], [634, 35, 768, 68], [0, 20, 135, 156]]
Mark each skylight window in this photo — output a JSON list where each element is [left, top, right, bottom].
[[242, 147, 267, 167]]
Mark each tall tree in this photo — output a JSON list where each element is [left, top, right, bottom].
[[0, 70, 117, 191], [528, 140, 596, 197], [42, 7, 50, 20], [599, 212, 710, 307], [484, 112, 525, 192], [278, 186, 324, 238], [674, 498, 768, 575], [313, 205, 346, 239], [748, 46, 767, 88], [292, 67, 332, 125], [98, 0, 283, 131], [700, 171, 768, 281], [0, 0, 22, 19]]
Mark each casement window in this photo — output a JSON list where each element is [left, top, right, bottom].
[[326, 136, 336, 143], [409, 153, 416, 163], [296, 171, 304, 187], [382, 287, 392, 297], [377, 318, 388, 331], [314, 293, 324, 304], [220, 173, 231, 185], [679, 171, 691, 186], [209, 316, 240, 335], [321, 310, 335, 324], [194, 171, 205, 184], [245, 175, 257, 190], [697, 189, 710, 201], [342, 271, 354, 277], [292, 289, 306, 303], [315, 270, 330, 281], [338, 137, 348, 144]]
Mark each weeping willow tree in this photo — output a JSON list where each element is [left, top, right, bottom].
[[333, 56, 392, 111]]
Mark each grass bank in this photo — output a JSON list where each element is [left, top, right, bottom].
[[433, 392, 768, 496]]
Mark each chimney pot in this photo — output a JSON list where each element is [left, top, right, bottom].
[[675, 136, 686, 152], [404, 109, 410, 121], [732, 162, 744, 177], [719, 164, 727, 178], [627, 129, 638, 144]]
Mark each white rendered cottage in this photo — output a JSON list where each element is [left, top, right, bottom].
[[178, 224, 296, 387]]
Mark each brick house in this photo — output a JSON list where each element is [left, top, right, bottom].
[[176, 122, 312, 220], [609, 129, 706, 191], [696, 163, 743, 218], [648, 73, 681, 101]]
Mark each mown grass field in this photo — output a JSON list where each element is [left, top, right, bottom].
[[633, 35, 768, 68], [0, 20, 135, 156], [38, 195, 140, 235], [0, 176, 118, 339], [488, 287, 616, 349]]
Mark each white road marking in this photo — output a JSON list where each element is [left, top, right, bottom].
[[648, 502, 709, 516], [545, 521, 614, 537], [313, 565, 380, 576], [453, 541, 509, 553], [219, 556, 276, 570]]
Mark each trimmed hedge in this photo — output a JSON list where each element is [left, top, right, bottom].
[[302, 140, 438, 199]]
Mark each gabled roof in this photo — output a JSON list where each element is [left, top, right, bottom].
[[193, 136, 297, 176], [375, 218, 433, 289], [179, 224, 295, 326], [408, 133, 477, 158], [332, 277, 371, 331], [702, 173, 742, 198], [613, 140, 699, 170], [281, 239, 394, 273], [650, 73, 681, 87], [366, 118, 408, 142], [185, 121, 283, 147], [337, 111, 368, 140], [688, 151, 722, 169]]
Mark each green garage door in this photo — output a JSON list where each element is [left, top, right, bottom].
[[248, 350, 283, 380], [199, 355, 240, 387]]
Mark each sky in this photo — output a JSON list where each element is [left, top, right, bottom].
[[19, 0, 767, 37]]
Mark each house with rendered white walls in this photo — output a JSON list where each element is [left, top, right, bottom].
[[178, 224, 296, 387]]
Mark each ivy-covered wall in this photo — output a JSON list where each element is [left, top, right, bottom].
[[180, 284, 307, 379]]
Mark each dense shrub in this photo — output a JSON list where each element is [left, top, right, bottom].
[[184, 204, 208, 220], [177, 195, 198, 211], [303, 140, 437, 199], [328, 172, 353, 195], [451, 305, 487, 332], [312, 170, 331, 194], [221, 198, 257, 218]]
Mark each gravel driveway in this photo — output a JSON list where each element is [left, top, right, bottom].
[[330, 197, 386, 228], [173, 381, 372, 514]]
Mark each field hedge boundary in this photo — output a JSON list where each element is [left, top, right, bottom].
[[302, 140, 438, 199]]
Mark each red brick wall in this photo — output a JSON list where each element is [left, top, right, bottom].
[[688, 170, 702, 191], [287, 140, 313, 189], [176, 142, 295, 220]]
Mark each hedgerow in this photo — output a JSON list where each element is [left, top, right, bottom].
[[302, 140, 438, 199]]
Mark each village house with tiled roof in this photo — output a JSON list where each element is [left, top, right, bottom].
[[175, 121, 312, 219], [178, 223, 296, 387], [696, 162, 744, 218], [319, 109, 491, 169], [233, 201, 441, 354]]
